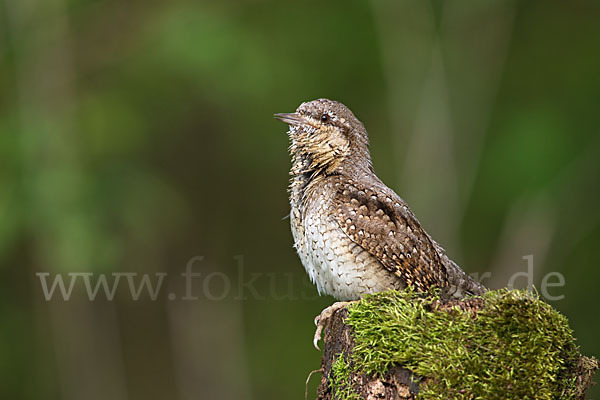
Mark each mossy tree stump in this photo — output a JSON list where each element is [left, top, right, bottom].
[[316, 289, 598, 400]]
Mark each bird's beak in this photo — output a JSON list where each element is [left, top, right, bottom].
[[274, 112, 306, 125]]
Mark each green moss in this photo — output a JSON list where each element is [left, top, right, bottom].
[[342, 288, 580, 400], [329, 352, 362, 400]]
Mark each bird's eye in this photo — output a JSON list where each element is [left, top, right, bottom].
[[320, 114, 329, 123]]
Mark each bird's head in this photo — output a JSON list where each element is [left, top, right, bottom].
[[275, 98, 371, 177]]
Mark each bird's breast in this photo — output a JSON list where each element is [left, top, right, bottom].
[[290, 198, 404, 301]]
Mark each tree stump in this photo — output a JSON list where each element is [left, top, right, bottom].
[[315, 290, 598, 400]]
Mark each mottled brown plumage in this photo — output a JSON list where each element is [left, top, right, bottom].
[[276, 99, 485, 303], [335, 178, 445, 292]]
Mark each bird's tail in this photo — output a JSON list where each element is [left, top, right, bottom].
[[441, 255, 487, 298]]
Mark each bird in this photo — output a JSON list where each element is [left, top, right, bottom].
[[275, 98, 486, 349]]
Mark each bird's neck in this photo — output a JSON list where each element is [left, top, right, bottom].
[[289, 153, 374, 211], [289, 154, 326, 211]]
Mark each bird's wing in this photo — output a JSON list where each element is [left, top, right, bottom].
[[333, 179, 447, 291]]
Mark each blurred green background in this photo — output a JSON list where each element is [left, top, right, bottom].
[[1, 0, 599, 399]]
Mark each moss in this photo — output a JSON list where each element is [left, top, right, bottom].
[[329, 352, 362, 400], [341, 288, 581, 400]]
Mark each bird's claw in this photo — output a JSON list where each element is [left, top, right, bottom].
[[312, 301, 356, 350], [313, 324, 323, 350]]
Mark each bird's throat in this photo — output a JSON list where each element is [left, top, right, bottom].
[[289, 153, 335, 211]]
